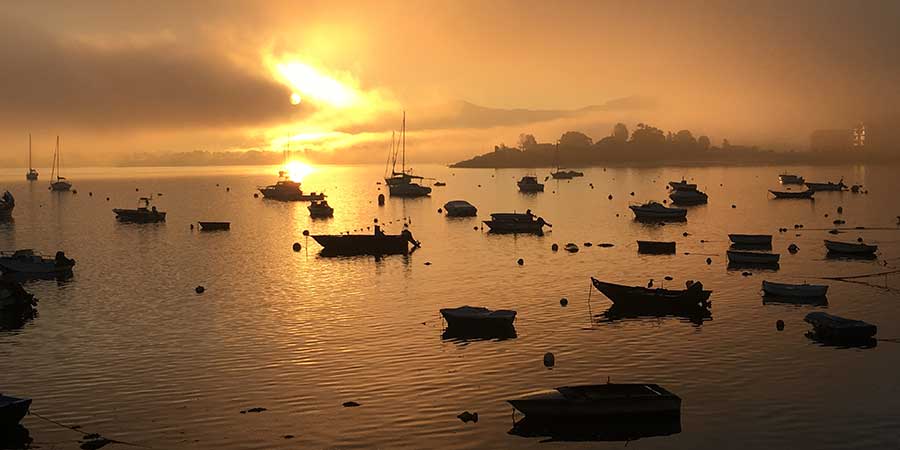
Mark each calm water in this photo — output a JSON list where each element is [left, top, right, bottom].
[[2, 164, 900, 449]]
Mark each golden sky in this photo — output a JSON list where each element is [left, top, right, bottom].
[[2, 0, 898, 166]]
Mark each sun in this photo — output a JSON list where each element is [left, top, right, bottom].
[[284, 160, 315, 182], [272, 60, 357, 108], [290, 93, 302, 105]]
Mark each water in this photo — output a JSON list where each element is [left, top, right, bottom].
[[2, 164, 899, 449]]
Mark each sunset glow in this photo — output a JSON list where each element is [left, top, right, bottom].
[[284, 160, 315, 182], [270, 58, 357, 108]]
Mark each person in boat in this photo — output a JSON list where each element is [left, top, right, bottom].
[[54, 251, 75, 267], [374, 224, 385, 237], [525, 209, 533, 219], [401, 229, 421, 247]]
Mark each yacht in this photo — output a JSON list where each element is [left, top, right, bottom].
[[384, 113, 431, 198]]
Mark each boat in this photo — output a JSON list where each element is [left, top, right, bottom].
[[384, 113, 432, 198], [508, 384, 681, 418], [509, 413, 681, 442], [0, 280, 37, 312], [443, 200, 477, 217], [824, 240, 877, 255], [482, 211, 551, 234], [728, 234, 772, 246], [198, 221, 230, 231], [258, 178, 325, 201], [433, 181, 447, 187], [668, 179, 696, 191], [113, 197, 166, 223], [517, 176, 544, 193], [668, 188, 708, 205], [629, 202, 687, 221], [726, 250, 780, 265], [0, 249, 75, 275], [805, 312, 876, 341], [637, 241, 676, 254], [0, 394, 32, 428], [440, 306, 516, 334], [564, 243, 579, 253], [308, 200, 334, 218], [0, 191, 14, 220], [550, 170, 584, 180], [768, 189, 814, 199], [779, 173, 804, 185], [49, 136, 72, 191], [312, 226, 420, 256], [26, 133, 38, 181], [805, 179, 847, 192], [761, 281, 828, 299], [590, 278, 711, 312]]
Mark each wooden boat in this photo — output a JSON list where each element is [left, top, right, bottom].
[[0, 394, 32, 428], [508, 384, 681, 418], [0, 250, 75, 274], [26, 133, 38, 181], [668, 179, 696, 191], [805, 312, 876, 341], [440, 306, 516, 333], [728, 234, 772, 246], [824, 240, 877, 255], [517, 176, 544, 193], [483, 212, 551, 234], [637, 241, 676, 254], [385, 113, 431, 198], [113, 197, 166, 223], [762, 281, 828, 298], [590, 278, 711, 311], [49, 136, 72, 191], [308, 200, 334, 218], [668, 188, 708, 205], [312, 227, 420, 256], [769, 189, 814, 199], [629, 202, 687, 221], [779, 173, 804, 185], [443, 200, 477, 217], [0, 191, 14, 220], [198, 221, 230, 231], [805, 180, 847, 191], [726, 250, 780, 265]]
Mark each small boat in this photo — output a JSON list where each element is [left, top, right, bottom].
[[113, 197, 166, 223], [769, 189, 815, 199], [668, 179, 696, 191], [312, 226, 420, 256], [440, 306, 516, 333], [824, 240, 877, 255], [0, 249, 75, 275], [49, 136, 72, 191], [550, 170, 584, 180], [517, 176, 544, 193], [637, 241, 676, 254], [483, 211, 551, 234], [805, 312, 876, 341], [778, 173, 804, 185], [443, 200, 477, 217], [384, 113, 432, 198], [668, 188, 708, 205], [591, 278, 711, 312], [629, 202, 687, 221], [433, 181, 447, 187], [726, 250, 780, 265], [0, 280, 37, 312], [508, 384, 681, 418], [258, 178, 325, 201], [761, 281, 828, 298], [26, 133, 38, 181], [0, 394, 32, 428], [564, 243, 579, 253], [198, 221, 230, 231], [509, 413, 681, 442], [728, 234, 772, 246], [0, 191, 14, 220], [805, 179, 847, 192], [308, 200, 334, 218]]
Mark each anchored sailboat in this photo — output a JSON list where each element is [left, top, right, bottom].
[[384, 112, 431, 197], [49, 136, 72, 191], [26, 134, 38, 181]]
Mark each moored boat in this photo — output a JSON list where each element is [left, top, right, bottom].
[[0, 191, 14, 220], [440, 306, 516, 333], [805, 179, 847, 192], [769, 189, 815, 199], [483, 211, 551, 234], [308, 200, 334, 218], [550, 170, 584, 180], [629, 202, 687, 221], [728, 234, 772, 246], [113, 197, 166, 223], [517, 176, 544, 193], [762, 281, 828, 298], [384, 113, 432, 198], [508, 384, 681, 418], [726, 250, 780, 265], [805, 312, 876, 341], [509, 413, 681, 442], [198, 221, 230, 231], [26, 133, 38, 181], [668, 188, 708, 205], [637, 241, 676, 254], [258, 178, 325, 201], [564, 243, 579, 253], [824, 240, 877, 255], [443, 200, 477, 217], [0, 394, 32, 428], [49, 136, 72, 191], [668, 179, 696, 191], [590, 278, 711, 312], [312, 226, 420, 256], [0, 249, 75, 275], [779, 173, 805, 185]]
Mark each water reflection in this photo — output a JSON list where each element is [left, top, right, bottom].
[[599, 305, 712, 326], [762, 295, 828, 307], [509, 414, 681, 443], [805, 332, 878, 349], [0, 424, 32, 449]]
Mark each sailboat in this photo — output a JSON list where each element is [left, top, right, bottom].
[[549, 143, 583, 179], [49, 136, 72, 191], [384, 112, 431, 197], [26, 134, 38, 181]]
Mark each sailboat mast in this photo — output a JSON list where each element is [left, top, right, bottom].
[[28, 133, 32, 170], [57, 136, 61, 180], [401, 111, 406, 174]]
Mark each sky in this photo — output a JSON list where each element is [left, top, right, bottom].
[[2, 0, 899, 167]]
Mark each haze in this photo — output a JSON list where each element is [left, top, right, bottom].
[[2, 0, 899, 167]]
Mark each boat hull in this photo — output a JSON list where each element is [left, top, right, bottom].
[[113, 209, 167, 223], [637, 241, 676, 254], [50, 181, 72, 191], [198, 221, 230, 231], [508, 384, 681, 418], [0, 395, 31, 428], [629, 206, 687, 222], [518, 184, 544, 193], [387, 183, 432, 197], [805, 312, 876, 341], [668, 190, 708, 205], [728, 234, 773, 246], [591, 278, 711, 312], [726, 250, 780, 265], [440, 307, 516, 337], [805, 182, 846, 192], [483, 221, 545, 234], [769, 190, 814, 199], [762, 281, 828, 298], [0, 259, 74, 275], [824, 240, 877, 255], [779, 175, 804, 185], [312, 234, 413, 256]]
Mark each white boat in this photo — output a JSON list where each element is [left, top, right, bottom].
[[726, 250, 780, 265], [0, 249, 76, 274], [728, 234, 772, 246], [443, 200, 477, 217], [0, 191, 14, 220], [517, 176, 544, 193], [26, 133, 38, 181], [778, 173, 804, 185], [824, 240, 877, 255], [384, 113, 431, 198], [508, 384, 681, 418], [762, 281, 828, 298], [49, 136, 72, 191], [629, 202, 687, 221]]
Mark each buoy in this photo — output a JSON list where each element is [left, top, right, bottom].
[[551, 244, 559, 251], [293, 243, 302, 252], [776, 320, 785, 331], [731, 204, 736, 209], [89, 192, 93, 196], [424, 262, 432, 265], [135, 188, 139, 191], [226, 187, 230, 192], [742, 271, 752, 276], [788, 244, 799, 254], [706, 257, 712, 265], [560, 298, 568, 306], [378, 194, 385, 206], [583, 242, 592, 247], [190, 224, 194, 230], [683, 232, 689, 237], [474, 226, 478, 231], [517, 258, 524, 266], [195, 286, 205, 294], [254, 193, 259, 198], [303, 230, 310, 236], [608, 194, 613, 200], [664, 276, 673, 281], [437, 208, 442, 214], [543, 352, 555, 367], [857, 237, 864, 243], [630, 192, 634, 196], [837, 206, 843, 214], [106, 197, 110, 201]]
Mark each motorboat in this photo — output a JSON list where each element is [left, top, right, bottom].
[[198, 221, 230, 231], [49, 136, 72, 191], [779, 173, 805, 185], [668, 188, 708, 205], [590, 278, 711, 312], [761, 281, 828, 299], [308, 200, 334, 218], [726, 250, 780, 265], [440, 306, 516, 334], [0, 191, 14, 220], [728, 234, 772, 246], [258, 178, 325, 201], [483, 211, 551, 234], [824, 240, 877, 255], [508, 384, 681, 418], [805, 179, 847, 192], [517, 176, 544, 193], [113, 197, 166, 223], [384, 113, 432, 198], [443, 200, 477, 217], [0, 394, 32, 428], [637, 241, 676, 254], [668, 179, 696, 191], [769, 189, 814, 199], [312, 226, 420, 256], [0, 249, 75, 275], [629, 202, 687, 221], [805, 312, 876, 341]]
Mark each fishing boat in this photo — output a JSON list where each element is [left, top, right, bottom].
[[637, 241, 676, 254], [384, 113, 432, 198], [668, 188, 708, 205], [778, 173, 804, 185], [824, 239, 877, 255], [508, 383, 681, 418], [443, 200, 477, 217], [590, 278, 711, 311], [761, 281, 828, 299], [312, 226, 420, 256], [0, 394, 32, 428], [768, 189, 814, 199], [49, 136, 72, 191], [113, 197, 166, 223], [668, 179, 696, 191], [26, 134, 38, 181], [805, 179, 847, 192], [440, 306, 516, 333], [0, 249, 75, 275], [805, 312, 876, 341], [483, 211, 551, 234], [726, 250, 780, 265], [198, 221, 230, 231], [0, 191, 14, 220], [629, 202, 687, 221], [728, 234, 772, 246], [517, 176, 544, 193]]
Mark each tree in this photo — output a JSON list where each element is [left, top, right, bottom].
[[559, 131, 593, 148], [673, 130, 696, 147], [517, 133, 537, 151], [612, 123, 629, 143], [630, 124, 665, 146], [698, 135, 710, 151]]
